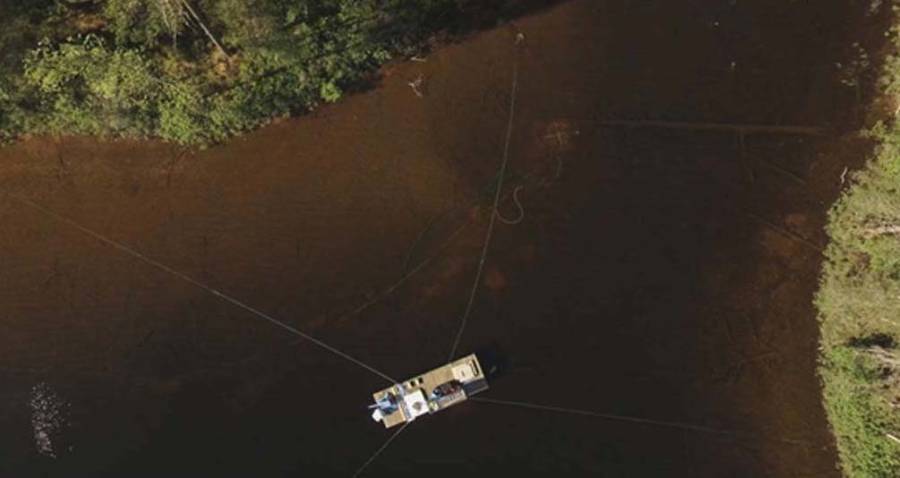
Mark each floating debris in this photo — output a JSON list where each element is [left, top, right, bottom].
[[407, 74, 425, 98], [541, 120, 580, 152], [29, 382, 70, 458]]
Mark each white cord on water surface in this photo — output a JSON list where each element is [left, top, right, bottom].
[[495, 185, 525, 225], [352, 421, 411, 477], [5, 192, 398, 384], [447, 39, 522, 362], [471, 397, 815, 447]]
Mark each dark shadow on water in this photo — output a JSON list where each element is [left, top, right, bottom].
[[473, 342, 511, 382]]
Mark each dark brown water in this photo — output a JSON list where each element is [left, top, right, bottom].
[[0, 1, 887, 476]]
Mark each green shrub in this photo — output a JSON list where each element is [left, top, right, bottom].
[[820, 346, 900, 477], [22, 35, 159, 136], [0, 0, 458, 145], [817, 26, 900, 478]]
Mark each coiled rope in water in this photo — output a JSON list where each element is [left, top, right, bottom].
[[495, 185, 525, 225]]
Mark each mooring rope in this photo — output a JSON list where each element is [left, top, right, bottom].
[[326, 221, 470, 328], [448, 37, 522, 361], [352, 421, 411, 477], [471, 397, 814, 447], [403, 166, 536, 276], [5, 192, 398, 384], [401, 211, 447, 275], [321, 169, 548, 338], [495, 185, 525, 225]]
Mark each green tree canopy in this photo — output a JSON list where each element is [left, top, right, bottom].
[[0, 0, 459, 144]]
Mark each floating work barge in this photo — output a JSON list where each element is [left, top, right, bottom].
[[369, 354, 489, 428]]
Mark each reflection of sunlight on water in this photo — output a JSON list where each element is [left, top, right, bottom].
[[29, 382, 69, 458]]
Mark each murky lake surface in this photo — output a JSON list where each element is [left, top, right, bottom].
[[1, 1, 885, 476]]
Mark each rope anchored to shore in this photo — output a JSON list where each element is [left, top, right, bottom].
[[4, 192, 398, 384], [447, 34, 524, 362], [352, 421, 411, 477], [356, 32, 527, 478], [471, 396, 818, 447]]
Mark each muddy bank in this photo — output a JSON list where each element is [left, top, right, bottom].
[[0, 1, 885, 476]]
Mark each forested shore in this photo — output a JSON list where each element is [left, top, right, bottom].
[[0, 0, 475, 145], [817, 18, 900, 478]]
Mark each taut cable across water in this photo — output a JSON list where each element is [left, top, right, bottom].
[[448, 34, 523, 361], [471, 397, 818, 447], [352, 421, 411, 477], [5, 191, 398, 384]]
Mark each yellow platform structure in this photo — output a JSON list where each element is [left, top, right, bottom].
[[369, 354, 489, 428]]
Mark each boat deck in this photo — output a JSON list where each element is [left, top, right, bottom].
[[371, 354, 489, 428]]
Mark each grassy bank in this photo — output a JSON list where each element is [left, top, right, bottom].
[[817, 23, 900, 478], [0, 0, 463, 145]]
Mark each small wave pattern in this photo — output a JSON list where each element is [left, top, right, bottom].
[[29, 382, 69, 458]]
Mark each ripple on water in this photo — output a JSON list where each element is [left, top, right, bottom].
[[29, 382, 70, 458]]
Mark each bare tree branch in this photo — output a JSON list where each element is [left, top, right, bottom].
[[153, 0, 183, 48], [864, 346, 900, 369], [862, 224, 900, 238], [179, 0, 229, 59]]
